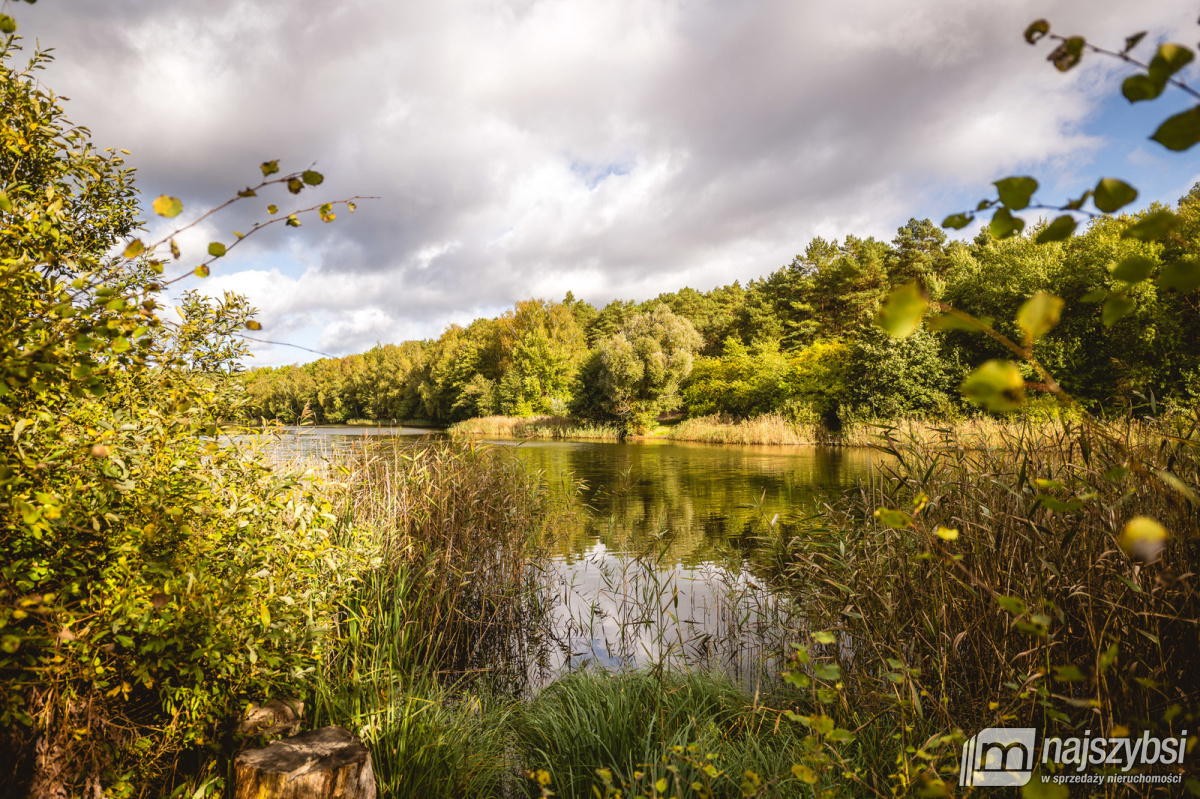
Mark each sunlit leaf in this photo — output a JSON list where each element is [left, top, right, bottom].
[[1080, 287, 1108, 303], [874, 507, 913, 529], [261, 160, 280, 177], [791, 765, 818, 785], [875, 282, 927, 338], [989, 207, 1024, 239], [347, 201, 357, 213], [995, 176, 1038, 210], [1110, 255, 1154, 283], [935, 526, 959, 541], [1093, 178, 1138, 213], [207, 242, 226, 258], [1122, 210, 1180, 240], [0, 15, 17, 34], [319, 203, 336, 223], [1155, 469, 1199, 504], [1048, 36, 1085, 71], [286, 177, 304, 194], [1101, 293, 1136, 327], [245, 320, 262, 331], [942, 212, 972, 230], [1158, 257, 1200, 291], [286, 214, 301, 227], [1149, 43, 1194, 81], [1023, 19, 1049, 44], [267, 204, 278, 215], [1035, 214, 1077, 244], [1118, 516, 1167, 562], [122, 239, 145, 259], [169, 238, 181, 260], [996, 595, 1027, 616], [194, 265, 210, 278], [961, 360, 1025, 412], [302, 169, 324, 186], [1151, 106, 1200, 151], [152, 195, 183, 218], [1017, 291, 1063, 341]]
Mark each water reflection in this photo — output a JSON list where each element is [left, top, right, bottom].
[[257, 425, 878, 686]]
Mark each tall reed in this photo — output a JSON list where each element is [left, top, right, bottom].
[[761, 412, 1200, 792], [309, 439, 565, 797]]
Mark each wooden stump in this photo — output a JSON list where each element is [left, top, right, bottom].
[[234, 726, 376, 799]]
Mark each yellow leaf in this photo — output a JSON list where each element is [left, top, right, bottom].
[[152, 195, 183, 218]]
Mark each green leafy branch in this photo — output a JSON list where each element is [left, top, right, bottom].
[[941, 19, 1200, 244]]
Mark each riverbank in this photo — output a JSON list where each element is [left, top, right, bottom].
[[447, 411, 1086, 449]]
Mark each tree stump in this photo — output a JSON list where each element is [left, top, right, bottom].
[[234, 726, 376, 799]]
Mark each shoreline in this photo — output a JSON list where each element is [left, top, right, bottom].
[[444, 412, 1085, 449]]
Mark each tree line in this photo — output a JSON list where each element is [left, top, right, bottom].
[[242, 192, 1200, 430]]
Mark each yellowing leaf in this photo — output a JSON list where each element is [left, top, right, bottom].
[[261, 159, 280, 177], [122, 239, 145, 259], [935, 526, 959, 541], [961, 360, 1025, 412], [1016, 291, 1063, 341], [874, 507, 913, 529], [876, 282, 927, 338], [207, 242, 226, 258], [153, 195, 183, 218], [267, 204, 278, 215], [1119, 516, 1168, 562], [245, 320, 262, 331], [169, 238, 181, 260], [194, 265, 210, 278]]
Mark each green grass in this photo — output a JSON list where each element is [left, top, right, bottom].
[[514, 670, 810, 799]]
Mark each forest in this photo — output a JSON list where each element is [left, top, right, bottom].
[[242, 200, 1200, 432]]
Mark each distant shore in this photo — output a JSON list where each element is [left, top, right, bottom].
[[444, 412, 1077, 449]]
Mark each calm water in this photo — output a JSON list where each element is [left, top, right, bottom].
[[259, 425, 880, 685]]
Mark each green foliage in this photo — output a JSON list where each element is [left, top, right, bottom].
[[682, 338, 849, 427], [844, 325, 954, 419], [0, 35, 351, 795], [585, 304, 702, 433]]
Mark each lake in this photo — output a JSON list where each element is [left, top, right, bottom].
[[258, 424, 881, 687]]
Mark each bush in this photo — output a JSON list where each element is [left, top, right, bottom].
[[0, 37, 344, 796]]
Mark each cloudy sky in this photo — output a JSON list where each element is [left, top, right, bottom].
[[14, 1, 1200, 365]]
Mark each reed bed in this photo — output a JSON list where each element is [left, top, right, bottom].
[[449, 415, 623, 440], [308, 439, 566, 797], [758, 412, 1200, 793]]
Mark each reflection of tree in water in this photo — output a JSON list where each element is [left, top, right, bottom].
[[520, 440, 875, 565]]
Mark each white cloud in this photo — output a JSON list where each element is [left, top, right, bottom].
[[13, 0, 1194, 365]]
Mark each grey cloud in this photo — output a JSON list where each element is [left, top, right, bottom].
[[12, 0, 1192, 364]]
